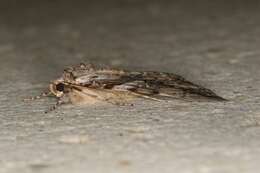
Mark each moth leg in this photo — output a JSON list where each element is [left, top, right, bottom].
[[23, 91, 52, 101], [45, 96, 69, 113]]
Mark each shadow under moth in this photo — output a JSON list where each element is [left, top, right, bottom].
[[26, 63, 226, 113]]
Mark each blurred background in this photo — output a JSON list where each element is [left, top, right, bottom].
[[1, 0, 260, 85]]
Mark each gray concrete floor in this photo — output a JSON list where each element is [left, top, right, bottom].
[[1, 0, 260, 172]]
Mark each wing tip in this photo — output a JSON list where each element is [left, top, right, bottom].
[[207, 94, 228, 102]]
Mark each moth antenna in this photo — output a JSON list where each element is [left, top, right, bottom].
[[23, 91, 52, 102]]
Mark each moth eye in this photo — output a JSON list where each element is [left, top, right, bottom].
[[56, 83, 65, 92]]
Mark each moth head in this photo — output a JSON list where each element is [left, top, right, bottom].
[[49, 79, 67, 98]]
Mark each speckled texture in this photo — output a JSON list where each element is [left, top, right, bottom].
[[1, 0, 260, 173]]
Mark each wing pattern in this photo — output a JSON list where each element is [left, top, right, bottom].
[[61, 64, 225, 101]]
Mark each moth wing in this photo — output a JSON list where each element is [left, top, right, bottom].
[[68, 67, 225, 101], [111, 71, 225, 101], [71, 70, 137, 87], [112, 80, 159, 95], [156, 73, 226, 100]]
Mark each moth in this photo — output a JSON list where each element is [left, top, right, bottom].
[[26, 63, 226, 113]]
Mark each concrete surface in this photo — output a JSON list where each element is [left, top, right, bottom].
[[0, 0, 260, 172]]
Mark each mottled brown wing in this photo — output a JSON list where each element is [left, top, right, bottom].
[[110, 71, 226, 101], [64, 64, 225, 101], [63, 65, 139, 87]]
